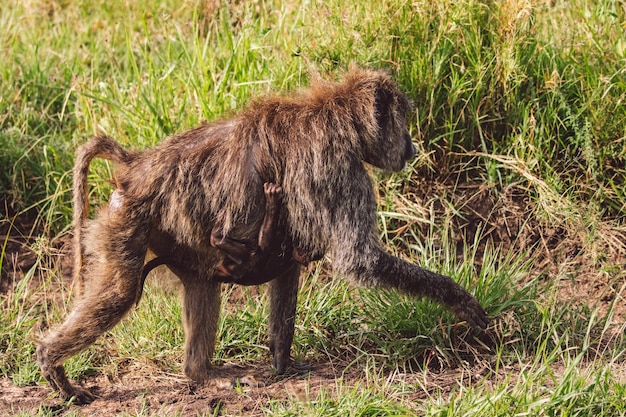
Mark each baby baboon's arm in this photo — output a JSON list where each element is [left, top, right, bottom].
[[257, 182, 282, 252]]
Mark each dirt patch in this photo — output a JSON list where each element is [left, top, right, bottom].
[[2, 365, 299, 416], [1, 359, 497, 416]]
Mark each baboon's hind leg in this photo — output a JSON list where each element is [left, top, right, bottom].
[[268, 262, 300, 374], [175, 268, 222, 382], [37, 268, 145, 403], [37, 217, 148, 404]]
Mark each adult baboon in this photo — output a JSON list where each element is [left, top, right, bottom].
[[37, 68, 488, 404]]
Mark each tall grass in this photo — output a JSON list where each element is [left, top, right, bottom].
[[2, 0, 625, 223], [1, 0, 625, 415]]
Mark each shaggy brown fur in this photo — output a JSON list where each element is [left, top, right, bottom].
[[37, 68, 487, 404]]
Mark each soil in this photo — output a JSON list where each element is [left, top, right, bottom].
[[0, 359, 499, 416], [1, 179, 625, 416]]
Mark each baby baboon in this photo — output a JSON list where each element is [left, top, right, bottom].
[[37, 68, 488, 404], [133, 181, 293, 310], [140, 181, 303, 290]]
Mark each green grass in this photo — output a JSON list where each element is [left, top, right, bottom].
[[1, 0, 626, 415]]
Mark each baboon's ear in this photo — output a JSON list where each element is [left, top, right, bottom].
[[373, 81, 392, 130]]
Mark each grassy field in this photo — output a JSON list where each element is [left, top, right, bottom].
[[1, 0, 625, 415]]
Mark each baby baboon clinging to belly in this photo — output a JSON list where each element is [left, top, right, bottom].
[[139, 181, 315, 290], [37, 67, 488, 404]]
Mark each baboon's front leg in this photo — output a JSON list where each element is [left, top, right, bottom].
[[268, 262, 300, 374], [177, 271, 221, 381]]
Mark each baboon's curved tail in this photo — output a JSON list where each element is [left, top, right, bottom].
[[72, 134, 135, 295]]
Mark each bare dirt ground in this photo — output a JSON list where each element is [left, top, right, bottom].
[[2, 180, 625, 416], [1, 361, 349, 416], [0, 358, 499, 416]]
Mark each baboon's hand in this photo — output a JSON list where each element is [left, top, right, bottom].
[[450, 293, 488, 330]]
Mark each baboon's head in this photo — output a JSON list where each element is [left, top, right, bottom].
[[357, 71, 417, 172]]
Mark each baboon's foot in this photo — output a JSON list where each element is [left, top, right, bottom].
[[284, 361, 311, 375], [450, 293, 489, 330], [272, 357, 290, 375], [270, 356, 311, 376], [183, 361, 212, 383], [59, 381, 96, 405], [37, 346, 95, 404], [269, 339, 291, 375]]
